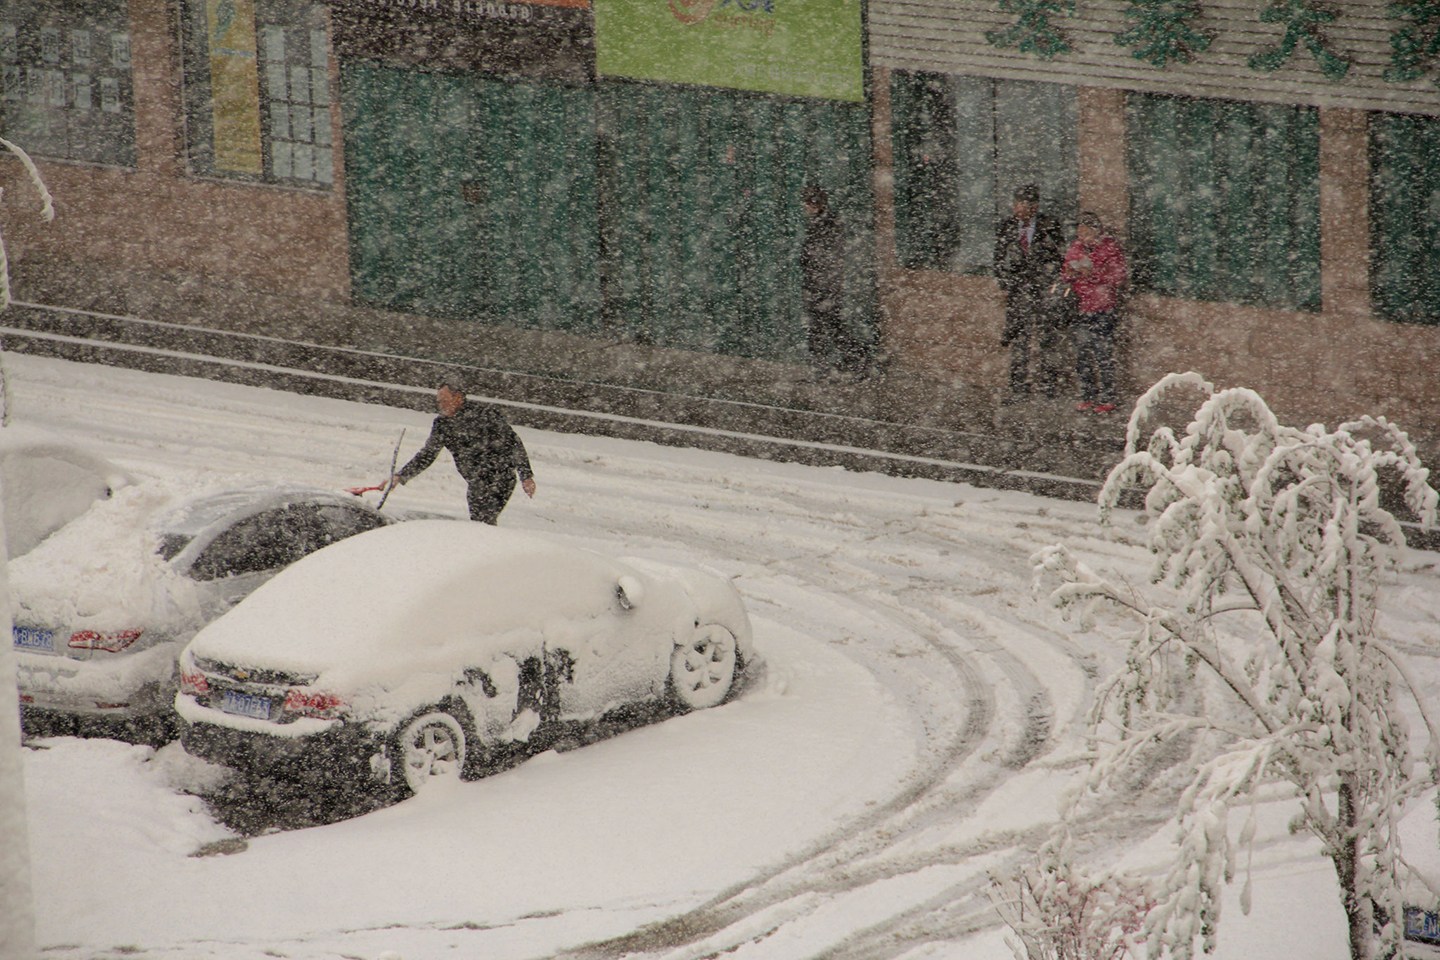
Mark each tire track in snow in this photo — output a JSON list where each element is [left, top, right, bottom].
[[546, 529, 1084, 960]]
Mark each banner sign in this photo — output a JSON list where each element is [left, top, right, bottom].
[[594, 0, 863, 101], [206, 0, 264, 175], [329, 0, 593, 80]]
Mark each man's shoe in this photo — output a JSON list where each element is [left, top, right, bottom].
[[1092, 403, 1117, 414], [1075, 401, 1093, 412]]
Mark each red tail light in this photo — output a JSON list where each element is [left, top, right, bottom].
[[282, 689, 346, 719], [179, 671, 210, 696], [68, 629, 143, 653]]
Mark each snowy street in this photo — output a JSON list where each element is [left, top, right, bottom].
[[12, 351, 1440, 960]]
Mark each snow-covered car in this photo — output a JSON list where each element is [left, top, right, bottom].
[[0, 425, 134, 558], [175, 520, 753, 797], [13, 480, 394, 740]]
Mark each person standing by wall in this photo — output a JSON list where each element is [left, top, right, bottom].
[[1062, 212, 1127, 414], [993, 184, 1066, 403], [384, 381, 537, 524], [800, 183, 854, 377]]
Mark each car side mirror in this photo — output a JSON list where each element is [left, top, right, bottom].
[[616, 575, 644, 611]]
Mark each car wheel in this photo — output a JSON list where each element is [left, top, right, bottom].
[[392, 711, 468, 796], [669, 624, 739, 712]]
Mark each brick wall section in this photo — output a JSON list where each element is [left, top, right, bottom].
[[1076, 87, 1126, 241], [1, 0, 352, 304]]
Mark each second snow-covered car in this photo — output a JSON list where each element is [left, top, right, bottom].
[[176, 520, 754, 797], [14, 480, 393, 740]]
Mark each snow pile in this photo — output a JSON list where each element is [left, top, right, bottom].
[[0, 424, 132, 558]]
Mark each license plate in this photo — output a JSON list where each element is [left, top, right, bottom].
[[221, 689, 272, 721], [13, 626, 54, 652]]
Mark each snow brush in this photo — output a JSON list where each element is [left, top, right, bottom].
[[376, 428, 406, 511], [347, 428, 406, 510]]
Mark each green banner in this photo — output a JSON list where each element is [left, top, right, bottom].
[[595, 0, 863, 102]]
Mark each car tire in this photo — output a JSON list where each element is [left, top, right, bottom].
[[668, 624, 739, 712], [391, 710, 469, 797]]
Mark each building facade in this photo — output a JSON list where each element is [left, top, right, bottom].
[[2, 0, 1438, 468], [868, 1, 1440, 444], [1, 0, 875, 370]]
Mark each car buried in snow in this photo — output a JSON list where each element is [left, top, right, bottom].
[[174, 520, 754, 798], [13, 480, 395, 741]]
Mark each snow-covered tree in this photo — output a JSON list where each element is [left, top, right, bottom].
[[1035, 372, 1440, 960]]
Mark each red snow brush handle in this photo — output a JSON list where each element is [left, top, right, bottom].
[[346, 484, 386, 496]]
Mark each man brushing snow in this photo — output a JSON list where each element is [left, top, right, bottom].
[[385, 382, 536, 524]]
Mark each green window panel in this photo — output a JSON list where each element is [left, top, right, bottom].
[[344, 63, 872, 362], [1371, 112, 1440, 326], [890, 72, 1077, 274], [341, 62, 599, 332], [469, 77, 601, 333], [890, 71, 959, 271], [1126, 93, 1321, 311], [597, 82, 875, 364], [342, 65, 479, 318]]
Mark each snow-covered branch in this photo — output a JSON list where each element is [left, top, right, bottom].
[[1036, 375, 1440, 960], [0, 137, 54, 311]]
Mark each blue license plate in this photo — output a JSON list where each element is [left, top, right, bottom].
[[221, 689, 272, 721], [1407, 907, 1440, 945], [13, 626, 54, 652]]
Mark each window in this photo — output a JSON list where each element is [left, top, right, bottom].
[[310, 502, 386, 548], [1370, 112, 1440, 326], [890, 72, 1077, 273], [0, 0, 135, 166], [1126, 93, 1320, 311], [188, 506, 319, 581], [180, 0, 334, 187]]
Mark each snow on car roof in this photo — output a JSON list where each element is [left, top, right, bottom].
[[188, 520, 633, 675], [155, 483, 359, 537]]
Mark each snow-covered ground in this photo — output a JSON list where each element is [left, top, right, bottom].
[[8, 351, 1440, 960]]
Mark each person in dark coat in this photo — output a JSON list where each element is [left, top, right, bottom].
[[993, 183, 1066, 401], [385, 381, 536, 524], [800, 183, 859, 376]]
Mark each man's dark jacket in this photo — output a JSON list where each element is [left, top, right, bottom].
[[993, 212, 1065, 345], [397, 402, 533, 496], [800, 207, 845, 315]]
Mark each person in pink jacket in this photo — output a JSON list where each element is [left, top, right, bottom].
[[1061, 212, 1127, 413]]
